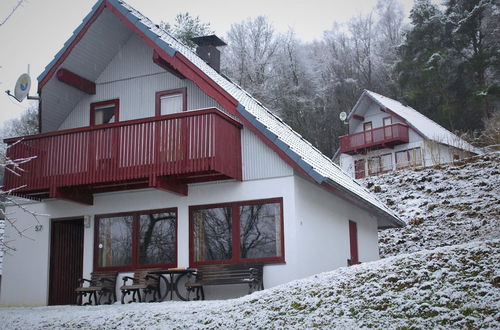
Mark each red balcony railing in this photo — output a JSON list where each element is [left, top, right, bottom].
[[340, 123, 409, 154], [4, 108, 242, 200]]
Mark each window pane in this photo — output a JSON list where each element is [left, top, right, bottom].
[[409, 148, 422, 166], [139, 212, 176, 265], [97, 216, 133, 267], [368, 157, 381, 175], [94, 104, 116, 125], [193, 207, 232, 262], [396, 151, 408, 169], [160, 94, 183, 115], [381, 154, 392, 172], [240, 203, 281, 259]]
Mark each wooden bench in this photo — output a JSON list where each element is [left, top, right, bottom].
[[120, 269, 162, 304], [75, 271, 117, 305], [185, 263, 264, 300]]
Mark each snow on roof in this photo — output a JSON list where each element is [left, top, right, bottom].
[[362, 90, 482, 154], [37, 0, 403, 228]]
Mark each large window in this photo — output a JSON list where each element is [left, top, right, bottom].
[[190, 198, 284, 266], [368, 153, 392, 175], [95, 208, 177, 271], [90, 99, 119, 126], [396, 148, 422, 169], [155, 88, 187, 116]]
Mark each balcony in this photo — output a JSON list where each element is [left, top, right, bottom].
[[3, 108, 242, 204], [340, 123, 409, 155]]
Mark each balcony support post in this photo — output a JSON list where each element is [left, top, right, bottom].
[[149, 175, 188, 196]]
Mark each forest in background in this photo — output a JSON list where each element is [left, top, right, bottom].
[[2, 0, 499, 157]]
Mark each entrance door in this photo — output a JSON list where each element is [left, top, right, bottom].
[[348, 220, 359, 266], [48, 218, 84, 305], [354, 159, 366, 179]]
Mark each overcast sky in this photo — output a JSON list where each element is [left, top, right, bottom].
[[0, 0, 417, 129]]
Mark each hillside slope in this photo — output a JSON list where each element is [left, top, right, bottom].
[[362, 152, 500, 257], [0, 239, 498, 329]]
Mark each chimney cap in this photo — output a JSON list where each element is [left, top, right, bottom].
[[191, 35, 227, 47]]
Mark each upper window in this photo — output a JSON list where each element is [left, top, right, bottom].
[[190, 198, 284, 266], [156, 88, 187, 116], [90, 99, 119, 126], [95, 208, 177, 271]]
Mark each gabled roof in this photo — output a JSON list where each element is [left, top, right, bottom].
[[350, 90, 482, 154], [37, 0, 403, 228]]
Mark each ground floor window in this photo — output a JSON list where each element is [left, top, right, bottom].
[[368, 153, 392, 175], [95, 208, 177, 271], [396, 147, 422, 169], [190, 198, 284, 266]]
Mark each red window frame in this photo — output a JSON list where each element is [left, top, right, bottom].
[[155, 87, 187, 116], [93, 208, 178, 272], [189, 197, 285, 267], [90, 99, 119, 126]]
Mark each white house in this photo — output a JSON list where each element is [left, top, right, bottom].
[[336, 90, 482, 179], [0, 0, 402, 306]]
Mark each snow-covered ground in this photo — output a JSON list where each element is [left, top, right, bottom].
[[0, 239, 498, 329], [362, 152, 499, 257], [0, 153, 498, 329]]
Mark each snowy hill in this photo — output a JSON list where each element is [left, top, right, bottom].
[[361, 152, 499, 257], [0, 153, 498, 329], [0, 240, 498, 329]]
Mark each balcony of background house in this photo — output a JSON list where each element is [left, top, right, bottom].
[[3, 108, 242, 205], [339, 123, 409, 155]]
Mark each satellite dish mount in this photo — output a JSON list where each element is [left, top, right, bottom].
[[5, 65, 40, 102], [339, 111, 348, 124]]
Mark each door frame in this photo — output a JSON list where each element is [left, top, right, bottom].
[[48, 217, 85, 305]]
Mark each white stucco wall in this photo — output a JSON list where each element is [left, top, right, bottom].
[[293, 175, 379, 281], [0, 175, 300, 306], [0, 172, 384, 306]]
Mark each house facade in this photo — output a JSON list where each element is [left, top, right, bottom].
[[336, 90, 481, 179], [0, 0, 402, 306]]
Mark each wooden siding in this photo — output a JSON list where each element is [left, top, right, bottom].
[[41, 8, 133, 133], [241, 128, 293, 180], [58, 34, 223, 130], [4, 109, 242, 196]]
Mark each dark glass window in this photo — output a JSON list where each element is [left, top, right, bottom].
[[95, 208, 177, 270], [97, 215, 133, 267], [139, 211, 177, 265], [192, 207, 232, 262], [190, 198, 284, 265]]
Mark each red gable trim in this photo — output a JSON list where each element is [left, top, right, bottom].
[[38, 2, 106, 92]]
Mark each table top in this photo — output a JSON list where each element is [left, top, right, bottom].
[[149, 268, 197, 275]]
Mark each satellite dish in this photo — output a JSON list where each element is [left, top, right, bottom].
[[14, 73, 31, 102], [339, 111, 347, 122]]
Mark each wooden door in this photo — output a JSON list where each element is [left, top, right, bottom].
[[48, 218, 84, 305], [363, 122, 373, 144], [354, 159, 365, 179], [348, 220, 359, 266]]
